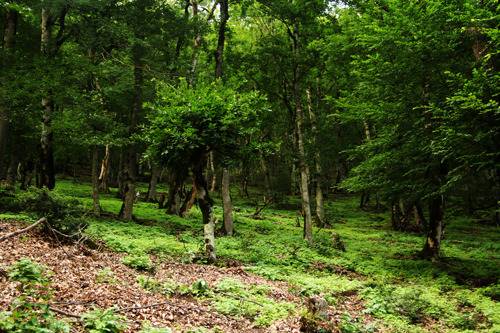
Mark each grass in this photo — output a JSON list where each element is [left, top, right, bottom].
[[1, 179, 498, 332]]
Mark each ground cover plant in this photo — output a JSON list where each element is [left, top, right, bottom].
[[1, 180, 498, 332]]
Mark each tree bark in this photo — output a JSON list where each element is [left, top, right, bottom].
[[0, 9, 18, 178], [209, 151, 216, 192], [166, 174, 182, 215], [119, 43, 143, 220], [193, 157, 216, 263], [179, 184, 197, 217], [421, 196, 444, 260], [306, 88, 324, 224], [214, 0, 229, 79], [98, 144, 111, 193], [222, 168, 233, 235], [260, 155, 272, 199], [292, 23, 313, 245], [147, 164, 161, 202], [39, 8, 57, 190], [91, 146, 101, 216]]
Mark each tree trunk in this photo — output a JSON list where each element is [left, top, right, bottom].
[[166, 174, 182, 215], [147, 164, 161, 202], [306, 88, 324, 224], [119, 42, 143, 220], [193, 158, 216, 263], [179, 184, 197, 217], [214, 0, 229, 79], [260, 156, 272, 199], [0, 9, 18, 178], [39, 8, 56, 190], [209, 151, 216, 192], [421, 196, 444, 260], [92, 146, 101, 216], [222, 168, 233, 236], [5, 156, 18, 190], [98, 144, 111, 193]]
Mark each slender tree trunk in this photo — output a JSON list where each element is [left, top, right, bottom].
[[193, 157, 216, 263], [119, 45, 142, 220], [147, 165, 161, 202], [190, 0, 202, 86], [222, 168, 233, 235], [421, 196, 444, 260], [39, 8, 57, 190], [306, 88, 324, 224], [98, 144, 110, 193], [214, 0, 229, 79], [290, 23, 313, 244], [209, 151, 216, 192], [213, 0, 233, 238], [0, 9, 18, 178], [91, 146, 101, 216]]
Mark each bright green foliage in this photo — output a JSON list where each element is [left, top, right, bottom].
[[95, 267, 117, 284], [144, 79, 268, 169], [213, 278, 295, 327], [0, 259, 70, 333], [81, 308, 127, 333], [139, 322, 172, 333], [121, 254, 154, 272]]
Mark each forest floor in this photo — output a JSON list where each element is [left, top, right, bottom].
[[0, 180, 499, 332]]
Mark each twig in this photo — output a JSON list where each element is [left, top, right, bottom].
[[49, 306, 81, 319], [0, 218, 47, 242], [115, 301, 174, 313]]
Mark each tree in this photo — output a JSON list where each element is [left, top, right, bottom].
[[144, 80, 267, 262]]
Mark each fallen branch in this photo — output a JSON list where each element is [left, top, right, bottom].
[[0, 218, 47, 242], [115, 301, 175, 313], [49, 307, 81, 319]]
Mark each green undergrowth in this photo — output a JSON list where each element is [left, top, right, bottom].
[[1, 180, 498, 332], [135, 275, 295, 328]]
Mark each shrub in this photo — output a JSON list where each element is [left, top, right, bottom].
[[1, 188, 88, 237], [0, 259, 71, 333], [82, 308, 127, 333], [122, 254, 154, 271]]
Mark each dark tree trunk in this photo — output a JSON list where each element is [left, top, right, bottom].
[[92, 146, 101, 216], [0, 9, 18, 178], [39, 8, 59, 190], [260, 156, 272, 199], [222, 168, 233, 235], [421, 196, 445, 260], [179, 184, 197, 217], [193, 156, 216, 263], [5, 156, 18, 190], [214, 0, 229, 79], [119, 44, 143, 220], [166, 174, 182, 215]]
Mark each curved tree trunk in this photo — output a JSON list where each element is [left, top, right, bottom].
[[193, 157, 216, 263], [98, 144, 111, 193]]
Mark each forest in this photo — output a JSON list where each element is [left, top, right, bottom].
[[0, 0, 498, 332]]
